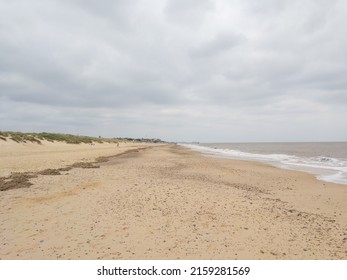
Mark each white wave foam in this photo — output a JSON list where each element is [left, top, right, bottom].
[[180, 144, 347, 185], [318, 172, 347, 185]]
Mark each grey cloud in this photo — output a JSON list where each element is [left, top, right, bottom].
[[164, 0, 215, 25], [0, 0, 346, 141], [243, 0, 290, 15], [190, 32, 246, 58]]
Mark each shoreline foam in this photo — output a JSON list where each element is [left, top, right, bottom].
[[181, 144, 347, 185]]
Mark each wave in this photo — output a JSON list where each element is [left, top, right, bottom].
[[180, 144, 347, 185]]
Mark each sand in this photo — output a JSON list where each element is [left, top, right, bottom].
[[0, 142, 346, 259]]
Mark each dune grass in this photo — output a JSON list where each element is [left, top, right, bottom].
[[0, 131, 120, 144]]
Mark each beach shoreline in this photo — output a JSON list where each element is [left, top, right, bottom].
[[1, 142, 346, 259], [180, 143, 347, 186]]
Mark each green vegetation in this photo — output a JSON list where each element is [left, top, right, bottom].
[[0, 131, 165, 144], [0, 131, 117, 144], [35, 132, 106, 144]]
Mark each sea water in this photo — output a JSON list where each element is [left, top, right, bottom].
[[181, 142, 347, 185]]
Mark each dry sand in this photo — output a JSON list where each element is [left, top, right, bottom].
[[0, 142, 346, 259]]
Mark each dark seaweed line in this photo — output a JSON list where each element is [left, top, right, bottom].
[[0, 146, 155, 192]]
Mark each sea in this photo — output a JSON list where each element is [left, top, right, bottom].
[[180, 142, 347, 185]]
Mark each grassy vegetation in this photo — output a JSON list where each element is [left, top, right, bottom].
[[0, 131, 121, 144]]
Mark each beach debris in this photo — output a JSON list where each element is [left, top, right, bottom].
[[0, 146, 152, 192], [38, 169, 63, 175], [70, 162, 100, 169], [0, 172, 37, 191]]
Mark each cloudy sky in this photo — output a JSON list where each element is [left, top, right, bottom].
[[0, 0, 346, 142]]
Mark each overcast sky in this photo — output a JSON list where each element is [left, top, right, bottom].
[[1, 0, 346, 142]]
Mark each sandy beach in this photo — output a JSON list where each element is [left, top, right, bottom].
[[0, 141, 346, 259]]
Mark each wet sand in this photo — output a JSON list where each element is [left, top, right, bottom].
[[0, 142, 346, 259]]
